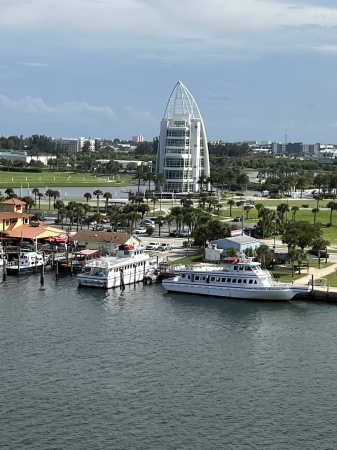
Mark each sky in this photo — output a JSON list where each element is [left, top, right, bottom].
[[2, 0, 337, 144]]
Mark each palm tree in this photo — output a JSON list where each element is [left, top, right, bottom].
[[32, 187, 40, 204], [311, 208, 320, 224], [37, 192, 44, 210], [197, 175, 207, 192], [151, 196, 158, 215], [22, 196, 35, 212], [74, 203, 85, 231], [314, 194, 324, 209], [52, 190, 60, 209], [227, 199, 235, 217], [93, 189, 103, 213], [255, 244, 270, 269], [138, 203, 150, 221], [5, 188, 14, 198], [291, 205, 299, 222], [133, 167, 143, 193], [103, 192, 112, 213], [45, 189, 54, 210], [54, 200, 65, 222], [84, 192, 92, 203], [312, 238, 330, 268], [276, 202, 290, 222], [327, 201, 337, 225]]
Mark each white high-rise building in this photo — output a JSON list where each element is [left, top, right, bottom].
[[156, 81, 210, 193]]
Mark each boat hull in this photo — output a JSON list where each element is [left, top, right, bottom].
[[78, 267, 151, 289], [6, 265, 44, 275], [162, 280, 309, 301]]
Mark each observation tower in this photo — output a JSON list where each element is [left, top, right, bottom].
[[156, 81, 210, 193]]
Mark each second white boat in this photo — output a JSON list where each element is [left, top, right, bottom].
[[162, 254, 309, 301]]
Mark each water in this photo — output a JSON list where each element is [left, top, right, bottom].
[[1, 273, 337, 449]]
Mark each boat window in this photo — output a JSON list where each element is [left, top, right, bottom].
[[245, 266, 252, 271], [195, 276, 199, 280], [216, 277, 220, 282], [239, 266, 244, 271], [221, 278, 226, 282], [232, 279, 237, 283], [249, 280, 253, 284], [243, 279, 247, 283], [227, 278, 231, 282], [210, 277, 215, 282], [254, 280, 257, 284], [234, 266, 238, 270], [238, 279, 242, 283]]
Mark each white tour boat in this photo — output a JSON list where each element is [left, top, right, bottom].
[[6, 249, 46, 275], [77, 244, 157, 289], [162, 254, 310, 301]]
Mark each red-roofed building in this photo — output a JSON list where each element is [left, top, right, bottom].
[[0, 198, 62, 244]]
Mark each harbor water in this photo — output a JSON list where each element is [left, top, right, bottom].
[[1, 273, 337, 449]]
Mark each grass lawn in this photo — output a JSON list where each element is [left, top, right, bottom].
[[0, 171, 134, 189], [323, 270, 337, 287]]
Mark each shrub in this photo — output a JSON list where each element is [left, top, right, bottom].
[[268, 194, 282, 199], [301, 204, 309, 208], [146, 226, 154, 236]]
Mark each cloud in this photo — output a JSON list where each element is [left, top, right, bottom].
[[305, 101, 318, 108], [16, 62, 51, 68], [0, 94, 118, 121], [2, 0, 337, 60]]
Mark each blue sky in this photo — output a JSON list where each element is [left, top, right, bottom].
[[2, 0, 337, 144]]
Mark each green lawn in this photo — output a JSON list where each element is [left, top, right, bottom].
[[0, 171, 134, 189], [323, 271, 337, 287]]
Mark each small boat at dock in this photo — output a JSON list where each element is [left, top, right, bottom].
[[6, 249, 47, 275]]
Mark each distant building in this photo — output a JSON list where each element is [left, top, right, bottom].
[[0, 151, 55, 165], [54, 138, 80, 153], [132, 135, 144, 143], [271, 142, 320, 155], [156, 81, 210, 193]]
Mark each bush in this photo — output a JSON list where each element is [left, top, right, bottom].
[[146, 226, 154, 236], [268, 194, 282, 199], [301, 204, 309, 208]]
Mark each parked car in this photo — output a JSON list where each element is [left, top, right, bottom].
[[146, 242, 161, 250], [92, 225, 104, 231], [158, 243, 172, 251], [140, 219, 155, 227], [179, 230, 190, 237], [233, 216, 243, 222], [169, 229, 179, 237], [134, 227, 147, 235]]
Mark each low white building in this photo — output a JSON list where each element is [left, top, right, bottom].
[[204, 236, 260, 263]]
